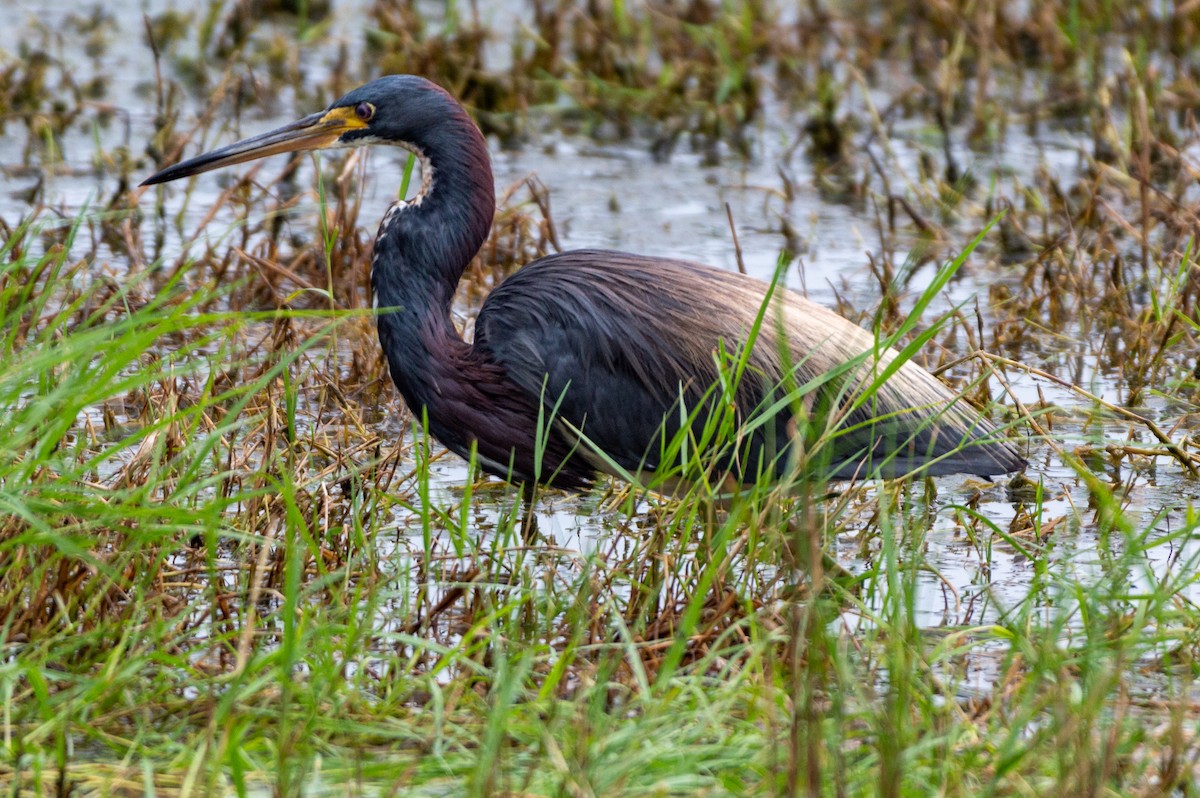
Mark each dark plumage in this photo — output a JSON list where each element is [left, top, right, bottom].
[[142, 75, 1025, 492]]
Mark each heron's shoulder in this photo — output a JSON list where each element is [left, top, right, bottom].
[[479, 249, 733, 323], [488, 249, 753, 300], [515, 249, 728, 277]]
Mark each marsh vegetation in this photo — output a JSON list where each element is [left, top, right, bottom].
[[5, 0, 1200, 794]]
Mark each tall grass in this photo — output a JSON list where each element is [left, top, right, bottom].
[[3, 203, 1198, 796]]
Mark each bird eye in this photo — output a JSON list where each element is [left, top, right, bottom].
[[354, 102, 375, 122]]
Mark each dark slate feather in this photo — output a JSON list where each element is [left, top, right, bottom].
[[475, 250, 1025, 484]]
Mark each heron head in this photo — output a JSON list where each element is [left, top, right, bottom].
[[140, 75, 459, 186]]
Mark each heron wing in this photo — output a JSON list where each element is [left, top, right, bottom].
[[474, 250, 1023, 484]]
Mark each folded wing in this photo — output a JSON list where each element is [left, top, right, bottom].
[[474, 250, 1024, 485]]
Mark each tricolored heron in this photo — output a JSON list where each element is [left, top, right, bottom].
[[142, 75, 1024, 494]]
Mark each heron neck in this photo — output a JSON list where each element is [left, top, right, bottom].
[[370, 129, 495, 314], [370, 122, 496, 413]]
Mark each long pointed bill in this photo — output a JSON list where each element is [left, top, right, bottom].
[[140, 106, 369, 186]]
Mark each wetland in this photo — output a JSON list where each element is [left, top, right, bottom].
[[5, 0, 1200, 794]]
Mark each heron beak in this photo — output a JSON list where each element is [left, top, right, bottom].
[[140, 106, 369, 186]]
